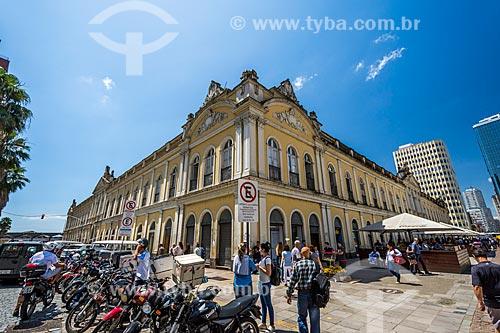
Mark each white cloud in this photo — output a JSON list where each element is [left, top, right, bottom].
[[355, 61, 364, 73], [293, 74, 318, 91], [102, 76, 115, 91], [366, 48, 406, 81], [374, 33, 398, 44]]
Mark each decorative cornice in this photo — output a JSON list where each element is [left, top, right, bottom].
[[273, 108, 307, 134], [194, 110, 228, 137]]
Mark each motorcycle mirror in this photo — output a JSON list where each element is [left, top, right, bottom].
[[202, 276, 208, 284]]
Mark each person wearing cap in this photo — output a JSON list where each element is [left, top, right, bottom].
[[134, 238, 151, 285], [412, 237, 431, 275], [472, 249, 500, 333], [286, 247, 320, 333]]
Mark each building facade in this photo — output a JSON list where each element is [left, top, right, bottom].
[[473, 113, 500, 197], [63, 70, 449, 266], [493, 194, 500, 218], [393, 140, 469, 228], [463, 187, 496, 232]]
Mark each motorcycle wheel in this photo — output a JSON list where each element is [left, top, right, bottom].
[[66, 289, 87, 311], [235, 316, 259, 333], [123, 320, 142, 333], [43, 286, 55, 307], [20, 292, 37, 321], [65, 299, 98, 333], [62, 280, 84, 304], [61, 276, 75, 292], [92, 319, 116, 333]]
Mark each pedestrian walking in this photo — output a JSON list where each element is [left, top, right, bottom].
[[412, 238, 431, 275], [233, 243, 256, 298], [335, 243, 347, 269], [286, 247, 320, 333], [472, 248, 500, 333], [275, 241, 283, 268], [385, 241, 403, 284], [406, 243, 417, 274], [252, 241, 261, 264], [256, 242, 275, 332], [281, 244, 293, 286], [158, 244, 165, 255], [177, 242, 184, 255], [310, 244, 323, 272], [194, 243, 206, 259], [292, 240, 302, 266]]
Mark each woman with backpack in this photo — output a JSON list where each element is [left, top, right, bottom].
[[385, 241, 404, 283], [232, 243, 256, 298], [256, 242, 275, 332]]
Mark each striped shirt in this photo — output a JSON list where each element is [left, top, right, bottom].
[[287, 258, 316, 296]]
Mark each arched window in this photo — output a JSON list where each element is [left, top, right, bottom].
[[352, 220, 360, 251], [136, 224, 143, 239], [267, 139, 281, 181], [221, 140, 233, 182], [169, 167, 177, 198], [389, 191, 395, 211], [380, 187, 388, 210], [287, 147, 299, 186], [334, 217, 344, 247], [148, 221, 156, 250], [154, 175, 162, 202], [189, 156, 200, 191], [291, 212, 303, 242], [204, 148, 215, 187], [217, 210, 232, 266], [141, 181, 149, 206], [396, 194, 402, 213], [309, 215, 320, 247], [163, 218, 172, 249], [359, 178, 367, 205], [345, 172, 354, 201], [371, 183, 378, 208], [366, 221, 373, 248], [328, 165, 338, 197], [116, 195, 122, 215], [305, 154, 315, 191], [185, 215, 195, 254], [133, 187, 138, 202]]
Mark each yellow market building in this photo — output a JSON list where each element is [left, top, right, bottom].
[[63, 70, 449, 267]]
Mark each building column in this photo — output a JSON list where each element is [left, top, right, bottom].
[[153, 211, 162, 254], [179, 149, 189, 195], [162, 161, 169, 201], [233, 192, 242, 253], [173, 204, 184, 243], [337, 159, 345, 200], [257, 118, 266, 178], [353, 167, 360, 203], [148, 168, 155, 205], [321, 203, 330, 245], [242, 115, 258, 176], [314, 147, 325, 193], [344, 209, 354, 255], [258, 190, 267, 243], [235, 119, 243, 178]]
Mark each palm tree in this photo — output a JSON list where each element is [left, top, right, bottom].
[[0, 217, 12, 236], [0, 67, 32, 215]]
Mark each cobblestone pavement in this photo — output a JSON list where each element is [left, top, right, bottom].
[[1, 252, 497, 333], [0, 281, 65, 333]]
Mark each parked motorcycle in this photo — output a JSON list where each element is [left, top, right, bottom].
[[18, 263, 56, 321]]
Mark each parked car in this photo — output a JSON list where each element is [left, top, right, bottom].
[[0, 242, 43, 280]]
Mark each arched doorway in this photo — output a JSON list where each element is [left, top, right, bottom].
[[217, 210, 232, 267], [136, 225, 143, 240], [352, 220, 360, 254], [148, 221, 156, 252], [309, 215, 320, 247], [291, 212, 303, 242], [185, 215, 195, 254], [334, 217, 344, 247], [200, 213, 212, 263], [163, 218, 172, 249], [269, 209, 285, 263]]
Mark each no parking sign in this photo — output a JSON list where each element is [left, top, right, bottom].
[[238, 180, 259, 223], [119, 200, 136, 237]]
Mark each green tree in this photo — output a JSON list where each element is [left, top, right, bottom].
[[0, 217, 12, 235], [0, 67, 32, 214]]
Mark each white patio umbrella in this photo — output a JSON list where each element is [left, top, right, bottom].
[[360, 213, 458, 233]]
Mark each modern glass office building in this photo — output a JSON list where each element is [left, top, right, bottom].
[[473, 113, 500, 196]]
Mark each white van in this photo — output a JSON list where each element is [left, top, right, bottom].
[[91, 240, 138, 252], [92, 240, 138, 268]]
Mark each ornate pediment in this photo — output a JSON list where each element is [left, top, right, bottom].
[[203, 81, 224, 106], [273, 108, 307, 134], [194, 110, 228, 137], [277, 79, 298, 103]]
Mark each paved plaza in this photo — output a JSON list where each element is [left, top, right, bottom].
[[1, 251, 498, 333]]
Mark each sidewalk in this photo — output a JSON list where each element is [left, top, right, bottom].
[[470, 249, 500, 333], [198, 258, 480, 333]]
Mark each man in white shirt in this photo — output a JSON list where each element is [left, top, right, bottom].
[[291, 240, 302, 265], [134, 238, 151, 285]]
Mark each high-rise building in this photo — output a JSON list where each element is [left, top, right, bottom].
[[393, 140, 469, 228], [473, 113, 500, 196], [463, 187, 495, 232], [493, 194, 500, 217]]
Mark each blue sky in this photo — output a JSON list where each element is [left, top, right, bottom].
[[1, 1, 499, 232]]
